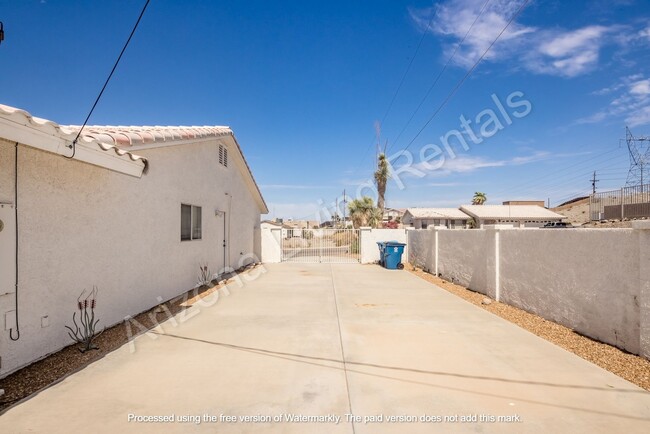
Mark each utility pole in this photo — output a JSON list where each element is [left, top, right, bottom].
[[590, 171, 600, 195], [343, 189, 347, 228], [335, 196, 339, 228]]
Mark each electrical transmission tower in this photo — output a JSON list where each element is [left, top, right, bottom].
[[624, 126, 650, 187]]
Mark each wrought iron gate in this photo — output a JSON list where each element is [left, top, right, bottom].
[[281, 228, 360, 263]]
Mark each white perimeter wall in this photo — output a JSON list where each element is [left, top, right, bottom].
[[359, 228, 410, 264], [0, 138, 263, 377], [260, 225, 282, 263], [259, 227, 411, 264], [408, 225, 650, 359]]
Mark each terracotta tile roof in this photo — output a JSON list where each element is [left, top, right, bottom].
[[64, 125, 267, 214], [0, 104, 147, 167], [66, 125, 233, 147], [0, 104, 267, 211]]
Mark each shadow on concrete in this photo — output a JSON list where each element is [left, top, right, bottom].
[[151, 331, 650, 423]]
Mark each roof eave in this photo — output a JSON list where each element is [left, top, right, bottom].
[[0, 110, 146, 178]]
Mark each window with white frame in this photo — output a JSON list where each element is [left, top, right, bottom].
[[181, 204, 202, 241], [219, 144, 228, 167]]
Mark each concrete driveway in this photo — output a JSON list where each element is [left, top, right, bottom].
[[2, 263, 650, 433]]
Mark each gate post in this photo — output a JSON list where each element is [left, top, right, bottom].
[[359, 227, 371, 263]]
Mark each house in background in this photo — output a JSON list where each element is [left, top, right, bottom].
[[260, 219, 292, 238], [284, 219, 319, 237], [383, 207, 405, 223], [402, 208, 470, 229], [502, 200, 546, 207], [460, 205, 565, 228], [0, 104, 267, 378]]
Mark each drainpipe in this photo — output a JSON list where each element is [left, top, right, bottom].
[[225, 192, 232, 269], [222, 211, 227, 271], [10, 142, 20, 341]]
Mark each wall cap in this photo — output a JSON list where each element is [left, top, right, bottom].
[[632, 220, 650, 230]]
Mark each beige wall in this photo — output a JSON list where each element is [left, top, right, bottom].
[[260, 224, 282, 263], [0, 138, 263, 377], [408, 226, 650, 359], [359, 228, 410, 264]]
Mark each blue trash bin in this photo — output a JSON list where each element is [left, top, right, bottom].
[[376, 241, 387, 266], [379, 241, 406, 269]]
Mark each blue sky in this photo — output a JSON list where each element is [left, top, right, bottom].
[[1, 0, 649, 221]]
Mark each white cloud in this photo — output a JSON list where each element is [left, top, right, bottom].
[[410, 151, 551, 177], [629, 79, 650, 95], [531, 26, 610, 77], [578, 75, 650, 127], [639, 26, 650, 41], [411, 0, 620, 77], [626, 106, 650, 128], [426, 182, 464, 187], [411, 0, 533, 68]]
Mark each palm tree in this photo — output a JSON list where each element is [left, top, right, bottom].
[[348, 196, 381, 228], [367, 206, 384, 228], [472, 192, 487, 205], [374, 153, 390, 214]]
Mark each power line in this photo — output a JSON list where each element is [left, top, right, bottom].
[[379, 4, 436, 129], [388, 0, 491, 153], [400, 0, 530, 154], [489, 148, 624, 198], [359, 3, 437, 170], [66, 0, 151, 159]]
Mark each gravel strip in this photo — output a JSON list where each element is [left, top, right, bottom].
[[0, 264, 261, 413], [408, 265, 650, 391]]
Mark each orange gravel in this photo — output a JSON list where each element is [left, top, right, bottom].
[[408, 265, 650, 391]]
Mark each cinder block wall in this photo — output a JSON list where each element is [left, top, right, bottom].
[[408, 225, 650, 359]]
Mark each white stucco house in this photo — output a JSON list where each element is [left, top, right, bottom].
[[402, 208, 470, 229], [460, 205, 565, 228], [0, 104, 268, 378], [383, 207, 405, 223]]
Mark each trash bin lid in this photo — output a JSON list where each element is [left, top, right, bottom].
[[385, 241, 406, 246]]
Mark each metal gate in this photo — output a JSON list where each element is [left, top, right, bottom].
[[281, 228, 360, 263]]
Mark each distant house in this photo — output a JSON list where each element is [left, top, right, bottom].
[[460, 205, 565, 228], [402, 208, 470, 229], [0, 104, 268, 378], [502, 200, 546, 207], [284, 219, 319, 237], [261, 219, 290, 236], [383, 207, 405, 222]]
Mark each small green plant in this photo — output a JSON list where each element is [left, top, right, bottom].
[[65, 287, 103, 353]]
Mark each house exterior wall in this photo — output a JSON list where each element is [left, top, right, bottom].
[[0, 138, 263, 377], [477, 219, 559, 229], [408, 226, 649, 359], [404, 215, 467, 229]]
